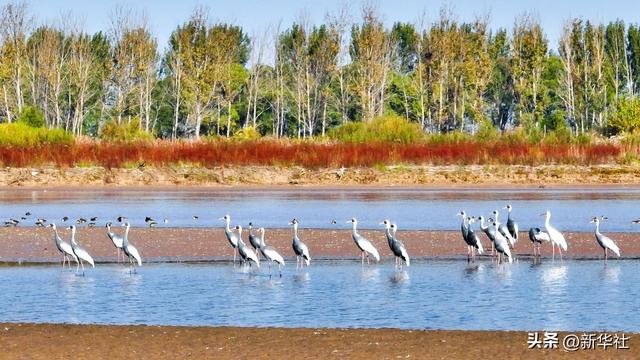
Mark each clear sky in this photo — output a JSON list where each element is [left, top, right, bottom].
[[29, 0, 640, 53]]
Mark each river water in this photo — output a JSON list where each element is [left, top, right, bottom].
[[0, 260, 635, 331], [0, 187, 638, 232]]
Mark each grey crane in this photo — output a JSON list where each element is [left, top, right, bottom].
[[505, 204, 519, 244], [106, 222, 124, 263], [235, 225, 260, 270], [389, 223, 410, 268], [477, 216, 497, 257], [219, 214, 239, 265], [257, 227, 285, 276], [247, 222, 262, 257], [466, 217, 484, 262], [528, 227, 550, 257], [49, 223, 78, 270], [289, 219, 310, 268]]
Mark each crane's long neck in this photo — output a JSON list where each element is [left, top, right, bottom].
[[259, 232, 265, 247], [595, 221, 600, 235], [70, 228, 77, 246], [293, 223, 298, 238], [123, 226, 130, 247], [384, 226, 392, 240], [237, 228, 243, 245], [53, 227, 60, 244], [225, 218, 232, 232], [351, 222, 358, 236], [545, 213, 551, 228], [507, 208, 512, 221], [479, 218, 487, 231]]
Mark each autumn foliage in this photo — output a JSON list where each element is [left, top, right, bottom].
[[0, 139, 627, 169]]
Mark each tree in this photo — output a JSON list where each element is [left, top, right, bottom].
[[350, 5, 392, 122]]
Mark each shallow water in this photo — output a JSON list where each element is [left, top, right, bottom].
[[0, 260, 636, 331], [1, 187, 640, 232]]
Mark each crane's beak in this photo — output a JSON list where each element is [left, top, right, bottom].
[[217, 217, 224, 220], [345, 220, 351, 224], [539, 213, 546, 216]]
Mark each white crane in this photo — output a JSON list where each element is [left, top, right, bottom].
[[121, 222, 142, 273], [68, 225, 94, 276], [541, 210, 568, 260], [590, 217, 620, 260], [493, 210, 516, 248], [347, 218, 380, 265], [492, 221, 513, 264]]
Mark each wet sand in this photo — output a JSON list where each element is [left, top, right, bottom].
[[0, 323, 633, 359], [1, 227, 637, 263], [3, 164, 640, 187]]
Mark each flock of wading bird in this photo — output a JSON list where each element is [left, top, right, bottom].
[[15, 203, 630, 276]]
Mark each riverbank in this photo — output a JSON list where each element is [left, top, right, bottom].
[[0, 323, 632, 359], [2, 164, 640, 187], [1, 227, 638, 264]]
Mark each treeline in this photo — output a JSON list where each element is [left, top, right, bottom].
[[3, 2, 640, 140]]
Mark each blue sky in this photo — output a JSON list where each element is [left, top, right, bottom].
[[29, 0, 640, 52]]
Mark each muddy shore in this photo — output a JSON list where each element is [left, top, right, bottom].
[[1, 227, 637, 263], [0, 323, 633, 359], [2, 164, 640, 187]]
